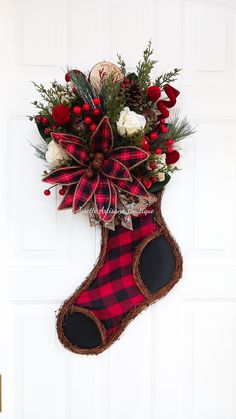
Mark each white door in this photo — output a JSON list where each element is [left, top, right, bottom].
[[1, 0, 236, 418]]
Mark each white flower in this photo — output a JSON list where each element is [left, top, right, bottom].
[[157, 153, 166, 166], [157, 172, 165, 182], [45, 140, 70, 167], [117, 107, 146, 137]]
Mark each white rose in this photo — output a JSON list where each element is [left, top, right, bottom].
[[46, 140, 70, 167], [117, 107, 146, 137]]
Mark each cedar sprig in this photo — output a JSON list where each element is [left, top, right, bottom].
[[136, 40, 157, 90], [31, 81, 74, 107], [100, 72, 126, 126], [117, 54, 126, 75], [155, 68, 181, 87]]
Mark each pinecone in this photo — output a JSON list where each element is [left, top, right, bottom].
[[124, 80, 144, 112]]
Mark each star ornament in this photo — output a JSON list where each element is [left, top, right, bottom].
[[43, 116, 151, 222]]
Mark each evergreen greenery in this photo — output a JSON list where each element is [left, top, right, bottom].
[[155, 68, 181, 87], [136, 40, 157, 90]]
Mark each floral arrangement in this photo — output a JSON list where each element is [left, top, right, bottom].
[[30, 42, 193, 229]]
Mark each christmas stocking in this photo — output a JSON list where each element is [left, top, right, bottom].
[[56, 191, 182, 355]]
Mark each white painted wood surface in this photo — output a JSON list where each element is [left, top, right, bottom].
[[0, 0, 236, 418]]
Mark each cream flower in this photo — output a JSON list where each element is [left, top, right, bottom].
[[117, 107, 146, 137], [46, 140, 70, 167]]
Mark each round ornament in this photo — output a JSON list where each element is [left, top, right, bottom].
[[89, 61, 123, 91]]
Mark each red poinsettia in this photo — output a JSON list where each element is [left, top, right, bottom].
[[43, 117, 150, 222]]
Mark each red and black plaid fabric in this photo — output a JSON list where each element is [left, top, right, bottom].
[[58, 184, 76, 210], [59, 141, 89, 166], [114, 176, 148, 197], [110, 146, 148, 169], [73, 174, 100, 213], [52, 132, 81, 144], [75, 207, 158, 338], [90, 116, 113, 153], [101, 158, 131, 181], [43, 116, 150, 218], [43, 166, 85, 185], [94, 176, 111, 221]]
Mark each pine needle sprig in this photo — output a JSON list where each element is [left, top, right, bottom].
[[117, 54, 126, 75], [165, 112, 196, 142], [155, 68, 181, 87], [69, 71, 96, 107], [29, 141, 47, 161], [149, 112, 195, 151], [136, 40, 158, 90]]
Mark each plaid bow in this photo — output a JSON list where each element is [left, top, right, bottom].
[[43, 116, 150, 222]]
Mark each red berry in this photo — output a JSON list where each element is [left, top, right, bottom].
[[160, 125, 168, 133], [93, 108, 101, 117], [155, 148, 162, 155], [90, 123, 97, 132], [159, 118, 165, 124], [166, 150, 180, 165], [120, 83, 125, 89], [83, 103, 90, 111], [65, 69, 81, 83], [84, 116, 92, 125], [72, 87, 77, 94], [65, 72, 71, 82], [92, 97, 100, 106], [36, 115, 42, 124], [166, 146, 173, 153], [147, 85, 161, 102], [150, 176, 157, 183], [52, 125, 57, 130], [124, 78, 130, 85], [59, 188, 66, 196], [140, 137, 149, 151], [44, 127, 51, 135], [143, 179, 152, 189], [149, 162, 157, 170], [167, 139, 174, 146], [73, 105, 82, 114], [42, 116, 49, 125], [150, 132, 158, 141], [44, 189, 51, 196]]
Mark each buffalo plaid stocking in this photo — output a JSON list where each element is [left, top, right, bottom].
[[57, 192, 183, 354]]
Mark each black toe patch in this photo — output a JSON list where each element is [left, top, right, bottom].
[[139, 235, 176, 294], [62, 311, 102, 349]]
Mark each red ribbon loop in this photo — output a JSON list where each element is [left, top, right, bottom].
[[157, 84, 180, 118]]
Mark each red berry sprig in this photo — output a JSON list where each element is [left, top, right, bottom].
[[150, 132, 158, 141], [82, 103, 90, 112], [92, 97, 101, 106], [90, 123, 97, 132], [73, 105, 82, 114], [84, 116, 92, 125], [140, 137, 149, 151]]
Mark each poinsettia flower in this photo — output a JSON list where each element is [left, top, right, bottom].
[[43, 116, 150, 222]]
